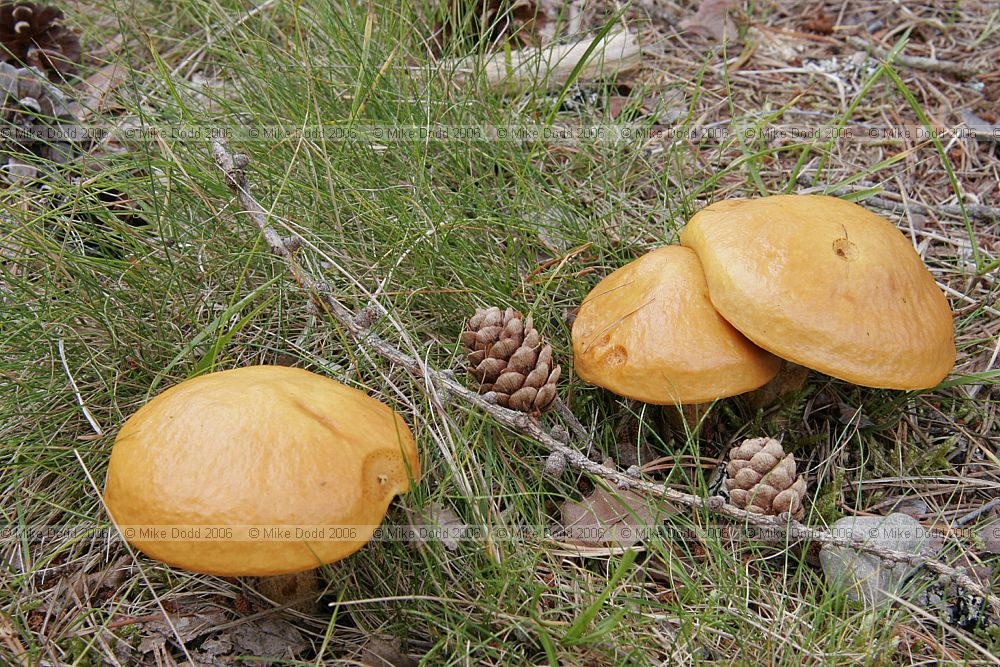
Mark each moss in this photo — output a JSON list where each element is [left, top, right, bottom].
[[813, 468, 846, 524]]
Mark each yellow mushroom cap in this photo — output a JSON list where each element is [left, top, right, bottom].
[[571, 246, 781, 404], [680, 195, 956, 389], [103, 366, 419, 576]]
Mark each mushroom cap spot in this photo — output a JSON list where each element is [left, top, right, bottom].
[[103, 366, 419, 576], [680, 195, 955, 389], [832, 237, 859, 261], [571, 246, 781, 404]]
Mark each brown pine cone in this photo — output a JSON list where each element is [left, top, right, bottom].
[[1, 61, 80, 175], [0, 2, 81, 80], [725, 437, 807, 521], [461, 306, 560, 413]]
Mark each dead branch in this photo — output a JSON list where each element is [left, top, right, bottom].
[[797, 178, 1000, 223], [210, 139, 999, 613], [845, 35, 975, 79]]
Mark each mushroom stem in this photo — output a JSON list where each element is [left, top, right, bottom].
[[659, 402, 715, 440], [249, 571, 320, 615], [659, 362, 810, 440], [745, 361, 810, 410]]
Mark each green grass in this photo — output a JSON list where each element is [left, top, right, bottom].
[[1, 1, 997, 665]]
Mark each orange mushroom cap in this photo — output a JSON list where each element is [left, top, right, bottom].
[[571, 246, 781, 404], [680, 195, 955, 389], [103, 366, 420, 576]]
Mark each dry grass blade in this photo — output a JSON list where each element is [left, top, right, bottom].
[[0, 611, 29, 667]]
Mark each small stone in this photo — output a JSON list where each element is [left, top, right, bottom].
[[891, 497, 929, 518], [819, 513, 941, 605], [4, 157, 36, 181]]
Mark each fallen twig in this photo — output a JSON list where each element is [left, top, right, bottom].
[[954, 498, 1000, 528], [859, 194, 1000, 223], [845, 35, 975, 79], [210, 139, 999, 613], [796, 176, 1000, 222], [106, 612, 168, 630]]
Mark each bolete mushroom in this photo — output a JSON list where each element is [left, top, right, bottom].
[[104, 366, 420, 583], [680, 195, 956, 389], [571, 245, 782, 405]]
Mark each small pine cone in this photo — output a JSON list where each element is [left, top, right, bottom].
[[461, 306, 560, 413], [1, 61, 80, 173], [724, 437, 807, 521], [0, 2, 81, 80]]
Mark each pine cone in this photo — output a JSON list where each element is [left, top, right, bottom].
[[725, 437, 807, 520], [461, 306, 560, 413], [1, 61, 80, 176], [0, 2, 81, 80]]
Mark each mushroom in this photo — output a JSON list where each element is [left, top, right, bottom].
[[104, 365, 419, 609], [571, 245, 782, 407], [680, 195, 956, 389]]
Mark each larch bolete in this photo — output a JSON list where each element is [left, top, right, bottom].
[[103, 365, 420, 577], [571, 245, 781, 405], [680, 195, 955, 389]]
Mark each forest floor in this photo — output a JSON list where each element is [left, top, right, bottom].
[[1, 0, 998, 664]]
